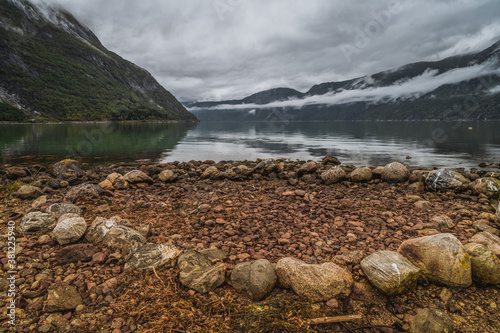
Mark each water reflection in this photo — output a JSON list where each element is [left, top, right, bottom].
[[1, 121, 499, 168], [0, 122, 196, 164], [162, 121, 500, 168]]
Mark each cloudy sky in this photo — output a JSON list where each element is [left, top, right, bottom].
[[43, 0, 500, 102]]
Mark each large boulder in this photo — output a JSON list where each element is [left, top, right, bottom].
[[178, 250, 226, 293], [64, 183, 101, 203], [471, 177, 500, 197], [231, 259, 277, 301], [20, 212, 56, 235], [51, 159, 83, 178], [408, 308, 454, 333], [350, 167, 373, 182], [275, 257, 353, 302], [425, 169, 469, 192], [123, 170, 153, 184], [44, 284, 83, 313], [46, 203, 83, 218], [381, 162, 410, 183], [397, 233, 471, 287], [320, 166, 347, 185], [464, 243, 500, 285], [360, 251, 421, 295], [470, 232, 500, 257], [11, 185, 43, 199], [85, 216, 146, 253], [52, 215, 87, 245], [125, 243, 181, 271]]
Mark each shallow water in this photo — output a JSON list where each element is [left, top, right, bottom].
[[1, 121, 499, 169]]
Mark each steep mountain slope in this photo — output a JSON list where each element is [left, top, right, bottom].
[[189, 40, 500, 121], [0, 0, 197, 122]]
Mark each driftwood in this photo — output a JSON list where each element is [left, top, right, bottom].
[[307, 314, 363, 325]]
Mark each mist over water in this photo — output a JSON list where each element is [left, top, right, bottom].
[[1, 121, 499, 169]]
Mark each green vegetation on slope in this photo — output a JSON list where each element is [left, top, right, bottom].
[[0, 0, 197, 122]]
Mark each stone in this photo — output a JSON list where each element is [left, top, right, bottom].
[[320, 166, 347, 185], [125, 243, 181, 271], [408, 182, 426, 192], [464, 243, 500, 285], [408, 308, 453, 333], [200, 248, 228, 261], [231, 259, 277, 301], [414, 200, 432, 210], [275, 257, 353, 302], [425, 169, 469, 192], [409, 170, 428, 183], [55, 244, 98, 264], [360, 251, 421, 295], [123, 170, 153, 184], [64, 183, 100, 203], [253, 159, 277, 174], [20, 212, 56, 235], [298, 161, 318, 175], [470, 232, 500, 257], [158, 169, 176, 182], [334, 250, 364, 265], [178, 250, 226, 293], [431, 215, 455, 229], [106, 172, 129, 189], [47, 179, 61, 189], [322, 156, 341, 165], [38, 234, 52, 244], [381, 162, 410, 183], [98, 179, 114, 191], [471, 177, 500, 197], [6, 167, 27, 179], [53, 216, 87, 245], [398, 233, 471, 287], [438, 288, 453, 303], [44, 284, 83, 312], [372, 166, 384, 178], [301, 174, 316, 184], [350, 167, 373, 182], [51, 159, 83, 178], [85, 216, 146, 253], [225, 165, 251, 180], [12, 185, 43, 199], [32, 195, 47, 208], [200, 166, 220, 180], [46, 203, 83, 218]]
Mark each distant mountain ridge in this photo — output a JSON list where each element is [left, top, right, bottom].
[[189, 40, 500, 121], [0, 0, 197, 121]]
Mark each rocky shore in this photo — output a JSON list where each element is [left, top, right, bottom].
[[1, 158, 500, 332]]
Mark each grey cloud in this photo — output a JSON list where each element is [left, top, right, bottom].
[[43, 0, 500, 101]]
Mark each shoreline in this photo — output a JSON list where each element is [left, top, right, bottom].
[[1, 158, 500, 332]]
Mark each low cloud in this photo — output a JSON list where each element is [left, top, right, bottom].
[[192, 61, 500, 110]]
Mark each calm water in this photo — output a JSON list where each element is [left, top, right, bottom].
[[1, 121, 499, 169]]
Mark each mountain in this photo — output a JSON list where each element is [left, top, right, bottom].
[[189, 40, 500, 121], [0, 0, 197, 122]]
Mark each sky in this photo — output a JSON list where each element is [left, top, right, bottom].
[[40, 0, 500, 102]]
